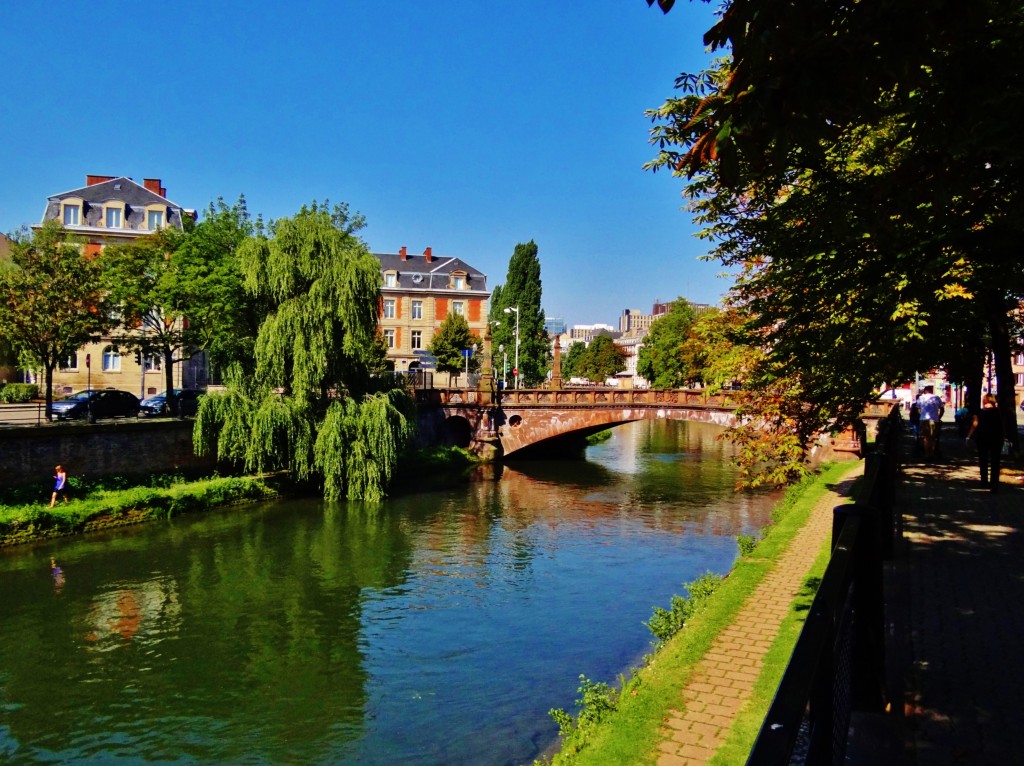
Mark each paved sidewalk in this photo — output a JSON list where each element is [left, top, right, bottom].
[[655, 464, 864, 766], [884, 430, 1024, 765]]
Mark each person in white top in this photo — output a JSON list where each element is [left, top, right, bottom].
[[916, 385, 945, 459]]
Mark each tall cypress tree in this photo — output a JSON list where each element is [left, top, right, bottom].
[[488, 240, 549, 386]]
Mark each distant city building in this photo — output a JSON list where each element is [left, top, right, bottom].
[[569, 323, 618, 343], [544, 317, 567, 338], [374, 246, 489, 372]]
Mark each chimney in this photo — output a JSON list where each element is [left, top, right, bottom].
[[86, 175, 115, 186], [399, 246, 407, 260], [424, 246, 432, 263], [143, 178, 166, 197]]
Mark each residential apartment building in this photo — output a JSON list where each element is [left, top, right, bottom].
[[32, 175, 195, 398], [375, 246, 489, 372]]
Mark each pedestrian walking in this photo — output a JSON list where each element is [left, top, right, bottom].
[[49, 465, 68, 507], [967, 393, 1005, 491], [916, 385, 945, 460]]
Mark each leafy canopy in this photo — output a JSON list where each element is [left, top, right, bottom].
[[194, 202, 415, 501]]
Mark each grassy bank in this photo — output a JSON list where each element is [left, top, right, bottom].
[[541, 461, 858, 765], [0, 473, 281, 547]]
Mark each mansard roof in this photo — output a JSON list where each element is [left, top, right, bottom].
[[40, 176, 189, 231], [374, 250, 488, 292]]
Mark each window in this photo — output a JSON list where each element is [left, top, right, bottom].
[[143, 354, 162, 372], [411, 330, 422, 350], [1017, 372, 1024, 387], [63, 205, 80, 226], [452, 301, 465, 317], [1016, 352, 1024, 366], [147, 210, 164, 230], [105, 207, 122, 228], [384, 273, 397, 287], [383, 329, 395, 348], [453, 275, 465, 290], [412, 300, 423, 319], [383, 299, 396, 318], [102, 347, 121, 372], [59, 354, 78, 371]]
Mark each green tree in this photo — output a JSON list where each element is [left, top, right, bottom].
[[194, 202, 415, 501], [488, 241, 550, 386], [679, 307, 760, 391], [429, 311, 480, 386], [636, 299, 697, 388], [576, 335, 627, 383], [561, 341, 587, 380], [100, 197, 255, 414], [0, 221, 110, 418], [646, 0, 1024, 477]]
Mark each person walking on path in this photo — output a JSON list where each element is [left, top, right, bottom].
[[916, 386, 944, 460], [49, 465, 68, 507], [966, 393, 1005, 491]]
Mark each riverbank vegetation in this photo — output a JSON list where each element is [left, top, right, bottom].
[[537, 461, 854, 765], [0, 472, 280, 547]]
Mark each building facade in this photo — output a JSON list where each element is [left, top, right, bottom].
[[375, 246, 489, 372], [32, 175, 194, 398]]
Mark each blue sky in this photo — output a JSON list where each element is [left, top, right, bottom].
[[1, 0, 726, 326]]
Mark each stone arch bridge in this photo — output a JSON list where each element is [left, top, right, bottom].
[[415, 386, 879, 460], [417, 387, 744, 459]]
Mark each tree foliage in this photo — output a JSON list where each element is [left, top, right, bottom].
[[194, 202, 415, 501], [488, 241, 550, 386], [0, 221, 110, 417], [428, 311, 480, 386], [574, 335, 627, 383], [636, 298, 697, 388], [647, 0, 1024, 479]]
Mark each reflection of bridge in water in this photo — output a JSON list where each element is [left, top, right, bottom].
[[417, 387, 744, 459]]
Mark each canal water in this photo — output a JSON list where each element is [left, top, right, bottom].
[[0, 420, 778, 765]]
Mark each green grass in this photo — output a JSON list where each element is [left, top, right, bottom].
[[546, 461, 859, 766], [0, 474, 279, 545]]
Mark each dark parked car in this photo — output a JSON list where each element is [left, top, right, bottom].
[[51, 389, 140, 422], [139, 389, 203, 417]]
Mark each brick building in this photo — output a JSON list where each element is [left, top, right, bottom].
[[375, 246, 489, 372]]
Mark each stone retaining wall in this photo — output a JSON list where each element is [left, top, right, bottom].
[[0, 420, 217, 488]]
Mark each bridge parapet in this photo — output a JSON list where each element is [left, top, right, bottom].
[[423, 387, 745, 409]]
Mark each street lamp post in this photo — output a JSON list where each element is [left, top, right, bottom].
[[503, 306, 520, 389]]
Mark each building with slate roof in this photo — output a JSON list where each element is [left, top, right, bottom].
[[28, 175, 200, 398], [375, 246, 489, 374], [36, 175, 192, 257]]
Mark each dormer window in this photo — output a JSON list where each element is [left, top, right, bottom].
[[63, 204, 80, 226], [384, 272, 397, 288], [147, 210, 164, 230], [454, 276, 465, 290], [106, 208, 122, 228]]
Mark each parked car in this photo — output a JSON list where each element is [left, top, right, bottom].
[[139, 389, 203, 417], [51, 389, 140, 422]]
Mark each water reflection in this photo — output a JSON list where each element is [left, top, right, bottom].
[[0, 420, 778, 765]]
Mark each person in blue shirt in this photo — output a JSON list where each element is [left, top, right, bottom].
[[49, 465, 68, 507]]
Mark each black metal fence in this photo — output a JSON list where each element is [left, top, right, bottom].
[[746, 408, 901, 765]]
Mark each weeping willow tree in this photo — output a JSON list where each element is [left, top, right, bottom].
[[194, 202, 416, 501]]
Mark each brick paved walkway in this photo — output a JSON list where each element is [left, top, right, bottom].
[[888, 433, 1024, 765], [655, 464, 864, 766]]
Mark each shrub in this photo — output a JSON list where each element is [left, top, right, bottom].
[[737, 534, 761, 556], [0, 383, 39, 403], [645, 571, 724, 643]]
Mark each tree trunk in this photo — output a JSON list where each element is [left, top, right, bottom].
[[44, 360, 55, 422], [164, 349, 177, 416], [988, 306, 1018, 450]]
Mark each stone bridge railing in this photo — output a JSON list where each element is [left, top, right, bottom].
[[416, 386, 745, 410]]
